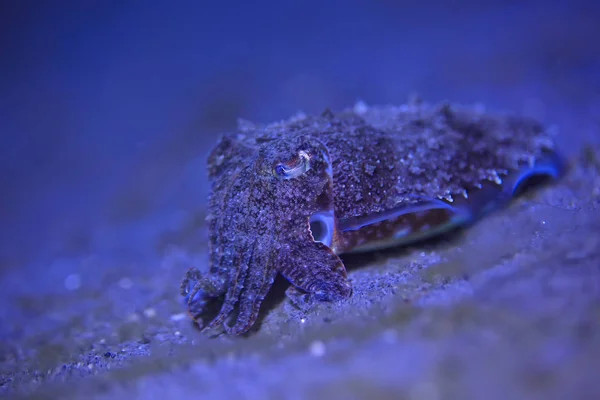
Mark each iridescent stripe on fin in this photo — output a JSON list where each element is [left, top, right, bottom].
[[333, 199, 472, 254]]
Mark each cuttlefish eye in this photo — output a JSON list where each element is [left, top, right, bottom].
[[273, 150, 311, 179]]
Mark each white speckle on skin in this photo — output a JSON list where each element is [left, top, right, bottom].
[[175, 331, 182, 337], [143, 308, 157, 318], [309, 340, 326, 357], [64, 274, 81, 291]]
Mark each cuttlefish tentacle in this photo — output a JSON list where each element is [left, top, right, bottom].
[[279, 239, 352, 310], [182, 180, 243, 324], [229, 244, 277, 334], [206, 143, 248, 292], [180, 268, 219, 306], [180, 267, 227, 328], [180, 175, 241, 319], [206, 238, 255, 330], [186, 161, 266, 331]]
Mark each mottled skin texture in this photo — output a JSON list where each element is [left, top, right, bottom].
[[180, 99, 560, 335]]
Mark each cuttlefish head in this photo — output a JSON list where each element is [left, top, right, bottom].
[[248, 135, 350, 304], [205, 133, 343, 300], [184, 134, 345, 334], [253, 134, 336, 246], [207, 133, 336, 250]]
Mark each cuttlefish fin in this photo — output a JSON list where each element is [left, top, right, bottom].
[[334, 199, 472, 254], [461, 150, 565, 219]]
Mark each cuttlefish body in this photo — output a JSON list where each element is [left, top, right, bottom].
[[180, 100, 564, 335]]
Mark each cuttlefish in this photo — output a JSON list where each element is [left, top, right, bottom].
[[180, 100, 564, 335]]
